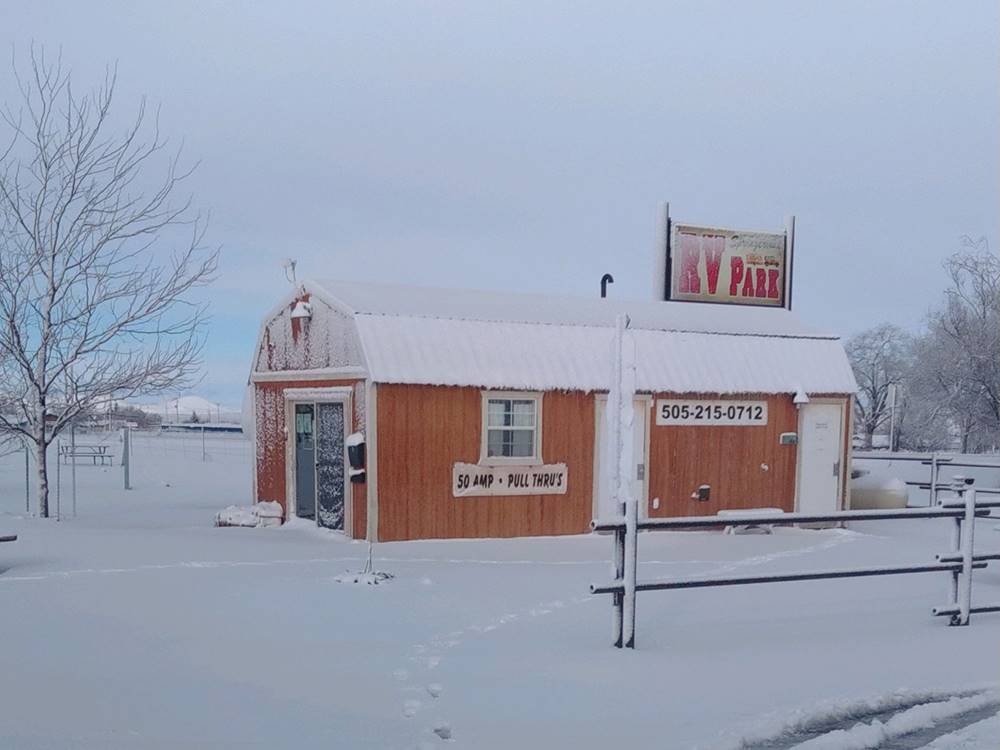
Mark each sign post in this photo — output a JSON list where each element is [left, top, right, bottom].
[[784, 215, 796, 311]]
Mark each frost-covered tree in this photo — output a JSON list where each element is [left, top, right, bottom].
[[846, 323, 911, 448], [0, 48, 217, 516], [920, 245, 999, 452]]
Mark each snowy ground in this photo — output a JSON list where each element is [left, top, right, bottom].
[[1, 433, 998, 749]]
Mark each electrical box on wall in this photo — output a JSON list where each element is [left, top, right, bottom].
[[780, 432, 798, 445], [347, 432, 366, 483], [347, 432, 366, 469], [691, 484, 710, 502]]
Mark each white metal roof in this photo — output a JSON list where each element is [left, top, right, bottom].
[[313, 279, 828, 338], [300, 279, 857, 395]]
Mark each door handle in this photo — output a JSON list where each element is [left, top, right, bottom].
[[833, 461, 840, 477], [637, 463, 645, 480]]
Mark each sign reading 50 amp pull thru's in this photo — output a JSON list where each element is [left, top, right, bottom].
[[656, 399, 768, 426], [453, 463, 568, 497], [670, 223, 786, 307]]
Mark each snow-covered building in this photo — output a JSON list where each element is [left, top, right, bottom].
[[248, 280, 857, 541]]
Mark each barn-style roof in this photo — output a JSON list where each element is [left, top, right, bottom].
[[291, 279, 857, 394]]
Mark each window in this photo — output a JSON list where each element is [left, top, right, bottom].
[[481, 392, 542, 464]]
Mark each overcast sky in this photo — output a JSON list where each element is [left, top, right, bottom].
[[2, 1, 997, 406]]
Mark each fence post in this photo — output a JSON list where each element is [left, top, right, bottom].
[[929, 454, 939, 506], [948, 496, 962, 609], [55, 439, 61, 521], [24, 440, 30, 514], [613, 501, 625, 648], [70, 420, 77, 518], [956, 486, 977, 626], [623, 497, 638, 649], [202, 424, 207, 462], [122, 425, 131, 490]]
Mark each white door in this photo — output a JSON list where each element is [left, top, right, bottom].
[[798, 403, 844, 514], [594, 398, 649, 517]]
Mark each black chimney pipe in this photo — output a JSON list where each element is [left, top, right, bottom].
[[600, 273, 614, 298]]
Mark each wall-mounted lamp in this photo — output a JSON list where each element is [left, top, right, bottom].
[[290, 300, 312, 321], [793, 386, 810, 408]]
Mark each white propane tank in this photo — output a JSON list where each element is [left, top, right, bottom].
[[850, 474, 908, 510]]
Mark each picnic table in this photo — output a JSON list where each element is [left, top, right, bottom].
[[59, 443, 114, 466]]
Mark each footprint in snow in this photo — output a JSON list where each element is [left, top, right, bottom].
[[426, 683, 443, 698], [432, 723, 452, 740], [403, 699, 421, 718]]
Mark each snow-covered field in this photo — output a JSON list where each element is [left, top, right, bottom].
[[1, 433, 998, 749]]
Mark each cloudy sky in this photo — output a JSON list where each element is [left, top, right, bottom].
[[2, 1, 997, 406]]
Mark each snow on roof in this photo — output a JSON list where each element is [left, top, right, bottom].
[[313, 279, 828, 338], [304, 279, 857, 394]]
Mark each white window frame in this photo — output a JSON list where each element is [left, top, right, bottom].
[[479, 391, 543, 466]]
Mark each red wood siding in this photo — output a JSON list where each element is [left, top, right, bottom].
[[646, 393, 849, 517], [253, 378, 365, 536], [375, 385, 595, 541], [646, 393, 798, 516]]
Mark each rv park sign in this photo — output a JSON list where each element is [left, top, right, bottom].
[[669, 223, 788, 307]]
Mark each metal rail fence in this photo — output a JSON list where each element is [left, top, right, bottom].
[[590, 480, 998, 649], [853, 452, 1000, 506]]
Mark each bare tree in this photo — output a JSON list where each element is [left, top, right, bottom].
[[846, 323, 911, 448], [920, 243, 1000, 451], [0, 48, 218, 517], [895, 338, 956, 452]]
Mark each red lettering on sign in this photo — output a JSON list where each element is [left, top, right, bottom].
[[767, 268, 780, 299], [741, 265, 755, 296], [755, 267, 767, 297], [678, 233, 701, 294], [704, 236, 725, 294], [729, 256, 744, 296]]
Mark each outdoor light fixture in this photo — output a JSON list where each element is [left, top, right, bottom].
[[793, 386, 810, 407], [290, 300, 312, 320]]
